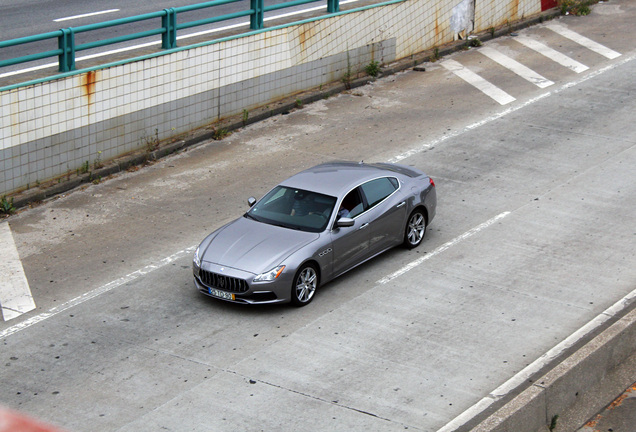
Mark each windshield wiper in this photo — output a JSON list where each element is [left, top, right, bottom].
[[244, 212, 259, 221]]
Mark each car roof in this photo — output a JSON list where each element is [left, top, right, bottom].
[[279, 162, 420, 197]]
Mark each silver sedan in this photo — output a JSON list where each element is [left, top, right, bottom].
[[193, 162, 436, 306]]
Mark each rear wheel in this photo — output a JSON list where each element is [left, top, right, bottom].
[[404, 209, 427, 249], [291, 263, 319, 307]]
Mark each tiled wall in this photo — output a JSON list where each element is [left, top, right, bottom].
[[475, 0, 540, 30], [0, 0, 541, 196]]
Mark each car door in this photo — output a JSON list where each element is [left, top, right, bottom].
[[360, 177, 407, 255], [329, 187, 371, 277]]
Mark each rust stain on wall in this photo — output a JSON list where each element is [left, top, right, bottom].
[[511, 0, 520, 19], [298, 23, 315, 54], [435, 8, 441, 45], [81, 70, 98, 107]]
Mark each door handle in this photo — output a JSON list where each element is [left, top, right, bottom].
[[358, 223, 369, 230], [396, 201, 406, 208]]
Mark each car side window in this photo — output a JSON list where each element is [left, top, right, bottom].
[[360, 177, 398, 209], [338, 188, 364, 219]]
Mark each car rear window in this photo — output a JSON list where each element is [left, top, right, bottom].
[[360, 177, 398, 208]]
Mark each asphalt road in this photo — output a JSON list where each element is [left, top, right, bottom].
[[0, 0, 273, 39], [1, 1, 636, 431], [0, 0, 372, 80]]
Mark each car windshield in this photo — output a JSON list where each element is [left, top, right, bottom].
[[246, 186, 337, 233]]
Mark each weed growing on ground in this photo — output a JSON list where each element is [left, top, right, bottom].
[[212, 128, 230, 140], [559, 0, 597, 15], [242, 109, 249, 126], [295, 98, 303, 108], [429, 47, 440, 62], [470, 38, 482, 47], [0, 195, 15, 216], [93, 151, 103, 169], [80, 161, 90, 174], [365, 60, 381, 78], [142, 129, 160, 155]]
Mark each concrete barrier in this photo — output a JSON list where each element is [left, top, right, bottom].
[[471, 307, 636, 432]]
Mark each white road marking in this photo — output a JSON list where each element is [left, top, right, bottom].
[[515, 35, 589, 73], [54, 9, 120, 22], [377, 212, 511, 284], [390, 53, 636, 164], [0, 246, 195, 339], [547, 24, 621, 59], [479, 46, 554, 88], [0, 222, 35, 321], [441, 59, 516, 105], [0, 0, 359, 80]]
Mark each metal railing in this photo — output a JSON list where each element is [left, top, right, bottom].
[[0, 0, 340, 73]]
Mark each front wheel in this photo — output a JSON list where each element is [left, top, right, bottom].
[[404, 209, 427, 249], [291, 263, 319, 307]]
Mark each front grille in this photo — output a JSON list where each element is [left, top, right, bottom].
[[198, 269, 249, 293]]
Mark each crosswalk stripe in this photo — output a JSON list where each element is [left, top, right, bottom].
[[515, 36, 589, 73], [547, 24, 621, 59], [479, 46, 555, 88], [0, 222, 35, 321], [441, 59, 516, 105]]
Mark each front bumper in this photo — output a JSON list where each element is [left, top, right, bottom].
[[193, 261, 289, 304]]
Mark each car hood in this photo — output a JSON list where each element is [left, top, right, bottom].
[[200, 216, 319, 274]]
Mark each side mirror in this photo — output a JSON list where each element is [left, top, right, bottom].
[[336, 217, 354, 228], [247, 197, 256, 207]]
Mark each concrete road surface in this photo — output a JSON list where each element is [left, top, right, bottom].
[[1, 1, 636, 431]]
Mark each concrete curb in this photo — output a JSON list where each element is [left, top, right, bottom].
[[470, 307, 636, 432]]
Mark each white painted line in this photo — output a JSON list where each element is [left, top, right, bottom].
[[479, 46, 554, 88], [441, 59, 516, 105], [0, 0, 360, 80], [437, 283, 636, 432], [547, 24, 621, 59], [0, 245, 195, 339], [515, 35, 589, 73], [54, 9, 120, 23], [377, 212, 511, 284], [0, 222, 35, 321], [389, 53, 636, 164]]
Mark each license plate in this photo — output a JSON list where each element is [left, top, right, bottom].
[[208, 287, 235, 301]]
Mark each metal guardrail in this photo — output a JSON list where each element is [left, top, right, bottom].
[[0, 0, 340, 73]]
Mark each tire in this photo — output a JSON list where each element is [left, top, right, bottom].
[[404, 208, 427, 249], [291, 263, 319, 307]]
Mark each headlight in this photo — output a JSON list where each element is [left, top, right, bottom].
[[193, 246, 201, 268], [253, 265, 285, 282]]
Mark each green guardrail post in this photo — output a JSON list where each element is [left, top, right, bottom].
[[58, 28, 76, 72], [327, 0, 340, 13], [162, 8, 177, 49], [250, 0, 264, 30]]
